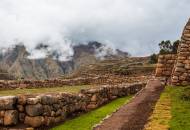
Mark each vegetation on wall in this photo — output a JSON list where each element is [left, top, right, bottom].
[[149, 40, 179, 64], [149, 53, 158, 64], [159, 40, 180, 54]]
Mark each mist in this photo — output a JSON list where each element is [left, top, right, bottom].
[[0, 0, 190, 60]]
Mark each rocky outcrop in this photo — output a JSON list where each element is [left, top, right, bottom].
[[0, 83, 145, 128]]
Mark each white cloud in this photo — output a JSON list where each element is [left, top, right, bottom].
[[0, 0, 190, 58]]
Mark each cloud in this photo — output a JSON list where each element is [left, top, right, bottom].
[[0, 0, 190, 59]]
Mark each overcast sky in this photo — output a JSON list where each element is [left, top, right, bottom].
[[0, 0, 190, 58]]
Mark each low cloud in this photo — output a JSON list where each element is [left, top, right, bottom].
[[0, 0, 190, 59]]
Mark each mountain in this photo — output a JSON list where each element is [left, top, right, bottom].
[[0, 42, 129, 80]]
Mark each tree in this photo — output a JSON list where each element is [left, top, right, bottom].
[[172, 40, 180, 54], [159, 40, 172, 54], [159, 40, 179, 54], [149, 53, 158, 64]]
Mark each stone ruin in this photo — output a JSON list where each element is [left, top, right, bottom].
[[0, 83, 145, 128], [171, 18, 190, 85], [155, 18, 190, 86]]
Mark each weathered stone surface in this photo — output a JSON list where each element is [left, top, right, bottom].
[[175, 67, 185, 72], [26, 128, 34, 130], [44, 116, 55, 126], [24, 116, 44, 127], [176, 63, 184, 67], [0, 118, 3, 125], [0, 83, 144, 127], [17, 105, 24, 112], [0, 111, 5, 117], [27, 97, 41, 105], [25, 103, 43, 116], [91, 95, 98, 102], [43, 105, 52, 116], [155, 54, 176, 77], [41, 95, 58, 105], [4, 110, 18, 126], [0, 96, 17, 110], [19, 113, 25, 122], [18, 95, 27, 105], [87, 104, 98, 109]]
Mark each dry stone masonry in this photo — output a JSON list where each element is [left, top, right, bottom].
[[0, 83, 145, 128], [155, 54, 177, 77], [171, 18, 190, 85], [155, 18, 190, 86], [0, 75, 150, 90]]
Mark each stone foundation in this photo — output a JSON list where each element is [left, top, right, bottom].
[[0, 83, 145, 128], [155, 54, 177, 77]]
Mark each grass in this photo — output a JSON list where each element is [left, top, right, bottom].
[[52, 96, 132, 130], [145, 86, 190, 130], [169, 86, 190, 130], [144, 87, 171, 130], [0, 85, 93, 96]]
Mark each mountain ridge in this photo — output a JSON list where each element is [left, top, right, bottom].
[[0, 42, 129, 80]]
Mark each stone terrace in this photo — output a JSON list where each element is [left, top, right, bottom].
[[0, 83, 145, 128]]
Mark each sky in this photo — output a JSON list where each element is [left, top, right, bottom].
[[0, 0, 190, 59]]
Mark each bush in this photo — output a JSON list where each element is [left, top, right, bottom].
[[159, 40, 179, 54], [149, 53, 158, 64]]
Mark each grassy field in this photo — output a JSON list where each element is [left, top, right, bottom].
[[169, 86, 190, 130], [52, 96, 132, 130], [145, 86, 190, 130], [0, 85, 93, 96], [144, 87, 171, 130]]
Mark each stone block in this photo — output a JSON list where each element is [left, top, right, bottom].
[[4, 110, 18, 126], [175, 67, 186, 72], [24, 116, 44, 128], [27, 97, 41, 105], [18, 95, 27, 105], [19, 113, 25, 122], [17, 105, 24, 112], [41, 95, 58, 105], [25, 103, 43, 116], [0, 96, 17, 110]]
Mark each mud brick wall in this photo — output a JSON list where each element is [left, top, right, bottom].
[[155, 54, 177, 77], [0, 83, 145, 128], [172, 18, 190, 85]]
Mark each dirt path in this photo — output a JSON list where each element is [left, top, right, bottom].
[[94, 79, 164, 130]]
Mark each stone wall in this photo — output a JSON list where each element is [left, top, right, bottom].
[[0, 75, 151, 90], [171, 18, 190, 85], [155, 54, 177, 77], [0, 83, 145, 128], [0, 77, 101, 90]]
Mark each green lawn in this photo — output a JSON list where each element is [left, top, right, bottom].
[[145, 86, 190, 130], [0, 85, 92, 96], [52, 96, 132, 130], [169, 86, 190, 130]]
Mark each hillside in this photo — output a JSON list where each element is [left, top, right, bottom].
[[0, 42, 129, 80], [63, 56, 155, 84]]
